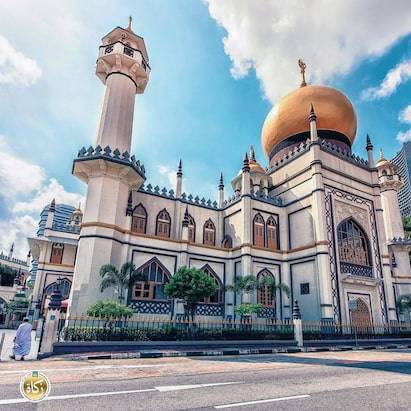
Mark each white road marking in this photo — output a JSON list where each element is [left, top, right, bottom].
[[0, 363, 175, 375], [0, 381, 243, 405], [214, 394, 311, 408], [155, 382, 243, 392], [0, 388, 157, 405]]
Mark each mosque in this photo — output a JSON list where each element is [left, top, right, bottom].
[[29, 20, 411, 325]]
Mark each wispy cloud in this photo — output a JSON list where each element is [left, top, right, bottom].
[[361, 60, 411, 101], [396, 104, 411, 143], [0, 136, 84, 258], [205, 0, 411, 104], [0, 35, 41, 86], [157, 165, 177, 190]]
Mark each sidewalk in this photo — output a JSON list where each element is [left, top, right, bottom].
[[53, 341, 411, 361], [0, 330, 39, 362]]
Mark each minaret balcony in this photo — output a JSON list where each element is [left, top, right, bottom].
[[96, 41, 150, 92], [72, 145, 146, 188]]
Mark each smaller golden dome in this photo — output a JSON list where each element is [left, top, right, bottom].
[[376, 149, 390, 167]]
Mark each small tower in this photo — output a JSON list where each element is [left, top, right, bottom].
[[309, 103, 318, 142], [376, 149, 404, 240], [181, 206, 190, 241], [69, 204, 83, 226], [8, 243, 14, 259], [26, 250, 31, 266], [45, 199, 55, 229], [241, 153, 251, 195], [218, 173, 224, 208], [176, 160, 183, 198], [366, 134, 374, 167]]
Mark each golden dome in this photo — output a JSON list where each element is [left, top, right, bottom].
[[376, 149, 391, 167], [261, 84, 357, 158]]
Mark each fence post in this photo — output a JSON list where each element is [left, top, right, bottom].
[[40, 286, 63, 354], [292, 300, 303, 347]]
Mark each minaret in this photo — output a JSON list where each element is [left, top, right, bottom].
[[366, 134, 374, 167], [94, 16, 150, 153], [26, 250, 31, 266], [176, 160, 183, 198], [376, 149, 404, 240], [69, 19, 150, 315], [241, 153, 251, 195], [218, 173, 224, 208], [8, 243, 14, 259], [309, 103, 318, 142], [45, 198, 55, 229]]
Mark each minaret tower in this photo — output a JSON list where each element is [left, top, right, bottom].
[[69, 19, 150, 315]]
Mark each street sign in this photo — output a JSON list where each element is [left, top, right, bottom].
[[348, 300, 358, 311]]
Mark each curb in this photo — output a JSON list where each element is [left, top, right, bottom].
[[62, 343, 411, 361]]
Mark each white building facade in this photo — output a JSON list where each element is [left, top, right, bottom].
[[58, 21, 411, 325]]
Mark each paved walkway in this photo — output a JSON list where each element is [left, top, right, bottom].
[[0, 330, 39, 362]]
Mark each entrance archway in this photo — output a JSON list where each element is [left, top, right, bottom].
[[350, 298, 372, 333]]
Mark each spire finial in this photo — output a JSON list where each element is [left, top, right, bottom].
[[219, 172, 224, 189], [242, 152, 250, 172], [182, 205, 190, 227], [177, 159, 183, 177], [127, 16, 133, 31], [309, 103, 317, 122], [366, 134, 373, 151], [298, 59, 307, 87], [379, 148, 384, 159], [126, 190, 133, 216], [249, 145, 256, 162]]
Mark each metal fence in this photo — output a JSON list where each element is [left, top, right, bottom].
[[62, 317, 295, 342], [302, 320, 411, 340]]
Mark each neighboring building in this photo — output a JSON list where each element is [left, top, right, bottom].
[[30, 20, 411, 326], [0, 244, 30, 323], [28, 200, 81, 320], [391, 142, 411, 217]]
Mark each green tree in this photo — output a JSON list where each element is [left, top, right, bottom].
[[403, 216, 411, 239], [227, 274, 290, 319], [0, 264, 18, 287], [87, 300, 133, 321], [99, 262, 145, 303], [396, 294, 411, 314], [164, 266, 217, 320]]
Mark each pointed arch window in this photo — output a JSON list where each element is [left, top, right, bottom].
[[187, 215, 196, 243], [131, 258, 171, 301], [267, 216, 278, 250], [253, 213, 265, 248], [50, 243, 64, 264], [337, 219, 370, 266], [131, 204, 147, 234], [156, 209, 171, 238], [257, 270, 274, 307], [200, 265, 222, 304], [203, 219, 216, 246]]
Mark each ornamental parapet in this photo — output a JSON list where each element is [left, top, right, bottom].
[[251, 191, 283, 206], [0, 253, 28, 267], [74, 145, 146, 178], [51, 222, 81, 234], [320, 140, 369, 168]]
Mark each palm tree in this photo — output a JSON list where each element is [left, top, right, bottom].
[[227, 274, 290, 319], [99, 262, 145, 303]]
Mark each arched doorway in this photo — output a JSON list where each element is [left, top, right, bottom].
[[350, 298, 372, 333]]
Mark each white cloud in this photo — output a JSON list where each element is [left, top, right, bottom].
[[0, 35, 42, 86], [399, 105, 411, 124], [396, 104, 411, 143], [0, 215, 37, 260], [204, 0, 411, 103], [157, 165, 177, 190], [0, 135, 45, 197], [13, 178, 84, 214], [362, 60, 411, 100]]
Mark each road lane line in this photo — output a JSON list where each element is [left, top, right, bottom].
[[0, 388, 157, 405], [0, 381, 243, 405], [155, 382, 243, 392], [0, 363, 176, 375], [214, 394, 311, 408]]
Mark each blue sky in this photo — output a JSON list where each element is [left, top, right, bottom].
[[0, 0, 411, 257]]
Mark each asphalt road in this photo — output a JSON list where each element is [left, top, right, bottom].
[[0, 349, 410, 410]]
